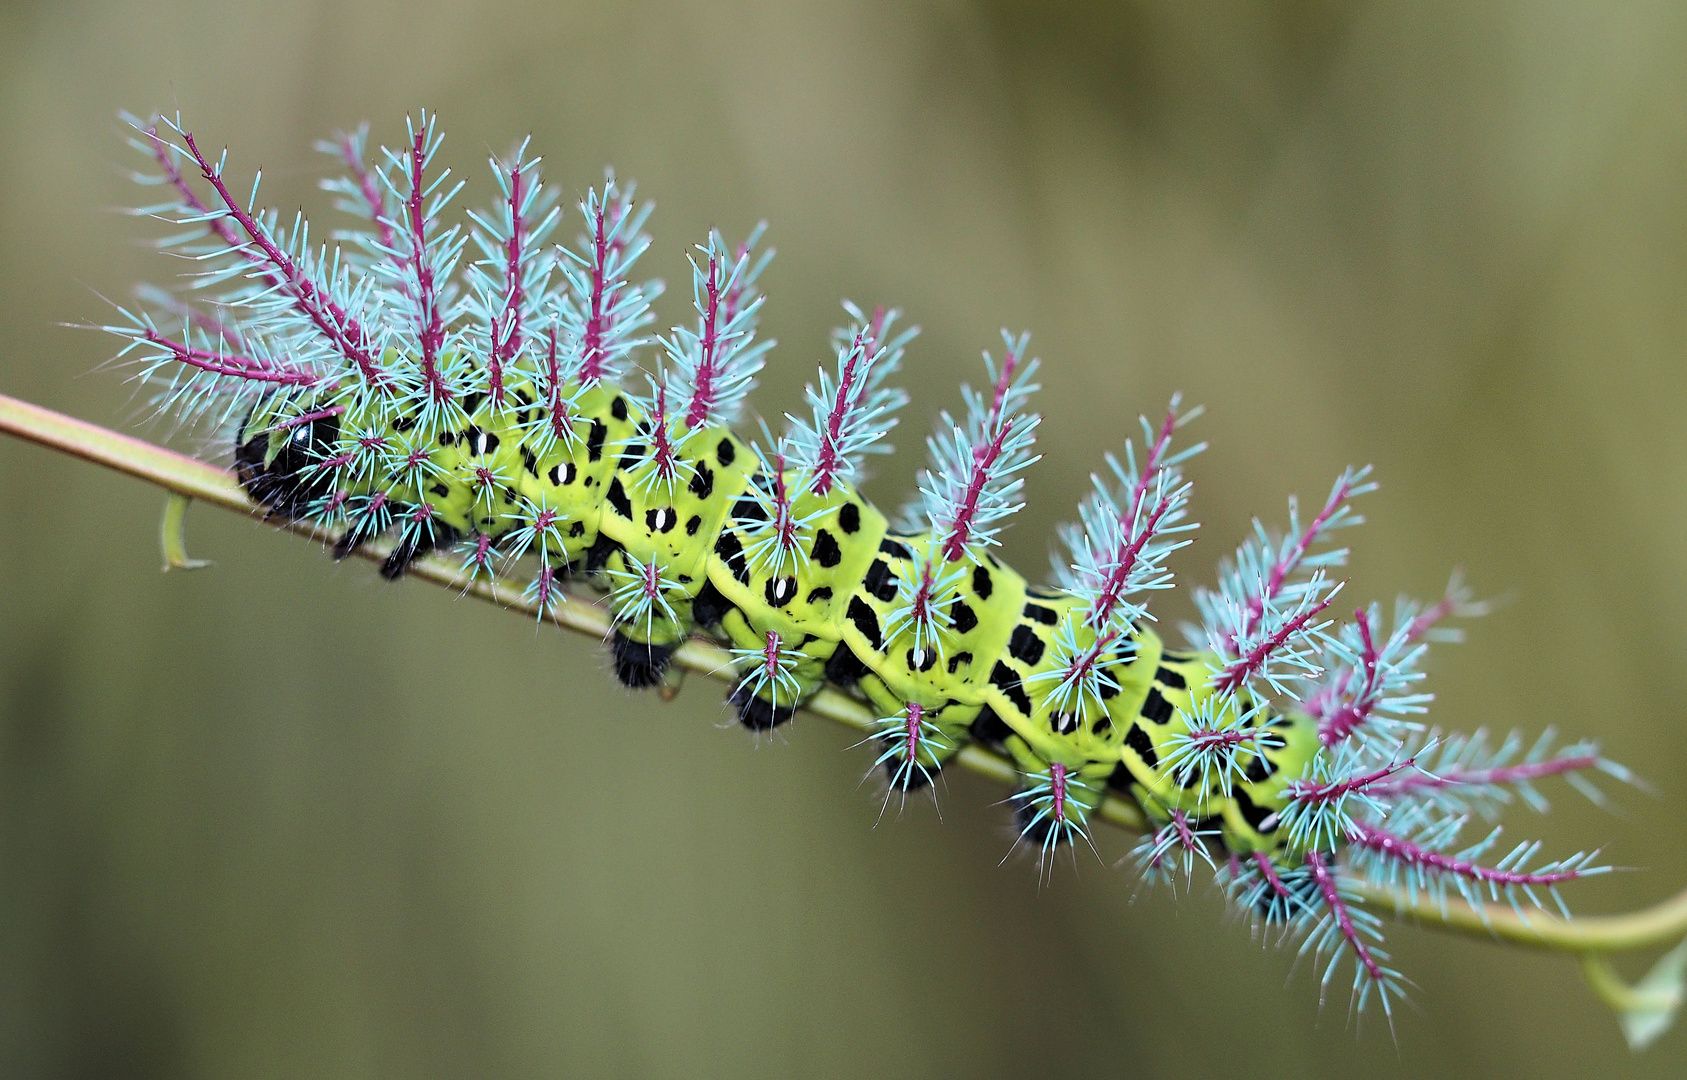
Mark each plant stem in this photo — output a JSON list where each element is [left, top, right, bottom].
[[3, 390, 1682, 956]]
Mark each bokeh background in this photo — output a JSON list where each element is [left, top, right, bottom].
[[2, 1, 1686, 1076]]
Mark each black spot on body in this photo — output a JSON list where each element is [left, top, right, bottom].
[[811, 529, 841, 568], [806, 586, 833, 604], [1125, 724, 1158, 769], [549, 462, 576, 486], [586, 420, 608, 462], [585, 534, 619, 573], [847, 597, 882, 650], [392, 414, 418, 432], [429, 482, 450, 498], [946, 651, 973, 674], [690, 581, 732, 627], [838, 503, 860, 533], [990, 661, 1032, 715], [732, 497, 767, 522], [438, 430, 454, 446], [461, 392, 486, 416], [688, 461, 714, 500], [972, 565, 993, 600], [949, 600, 978, 634], [864, 560, 898, 602], [520, 446, 539, 477], [685, 514, 702, 536], [569, 521, 585, 538], [1244, 752, 1279, 783], [879, 538, 913, 561], [1234, 789, 1277, 833], [765, 576, 798, 608], [714, 530, 750, 584], [645, 507, 677, 533], [905, 647, 937, 673], [1023, 603, 1058, 625], [1155, 666, 1188, 690], [1008, 624, 1045, 666], [1141, 688, 1174, 724], [606, 478, 633, 519], [825, 643, 869, 687], [1162, 650, 1194, 663], [1108, 763, 1135, 791], [1092, 715, 1112, 734], [970, 706, 1011, 745], [611, 395, 628, 420], [716, 438, 736, 466]]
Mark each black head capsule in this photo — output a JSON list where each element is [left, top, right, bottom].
[[234, 405, 341, 519]]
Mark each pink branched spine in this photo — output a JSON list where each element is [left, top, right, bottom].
[[1303, 850, 1395, 1015], [486, 159, 526, 407], [667, 226, 772, 433], [810, 329, 867, 496], [1346, 823, 1594, 890], [176, 126, 384, 384], [321, 125, 398, 253], [401, 123, 449, 405], [1237, 468, 1370, 644], [140, 328, 315, 386], [785, 302, 912, 497], [556, 176, 658, 390], [1211, 591, 1337, 697], [684, 252, 723, 429]]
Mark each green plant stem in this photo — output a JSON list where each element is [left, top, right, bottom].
[[5, 389, 1684, 958]]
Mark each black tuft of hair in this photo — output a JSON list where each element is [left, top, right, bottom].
[[884, 754, 934, 791], [380, 523, 461, 580], [611, 633, 676, 689], [729, 681, 797, 730], [1013, 797, 1071, 848]]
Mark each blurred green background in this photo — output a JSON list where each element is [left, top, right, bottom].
[[2, 1, 1686, 1076]]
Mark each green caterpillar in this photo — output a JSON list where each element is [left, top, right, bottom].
[[113, 110, 1623, 1016], [236, 341, 1317, 862]]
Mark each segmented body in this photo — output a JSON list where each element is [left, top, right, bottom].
[[110, 111, 1627, 1016], [238, 368, 1319, 861]]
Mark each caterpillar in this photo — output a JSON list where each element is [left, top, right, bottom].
[[106, 109, 1630, 1021]]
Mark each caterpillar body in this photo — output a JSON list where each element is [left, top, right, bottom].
[[109, 110, 1625, 1018], [234, 322, 1308, 859]]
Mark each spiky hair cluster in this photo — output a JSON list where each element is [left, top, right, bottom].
[[102, 109, 1635, 1028], [1166, 481, 1631, 1026]]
